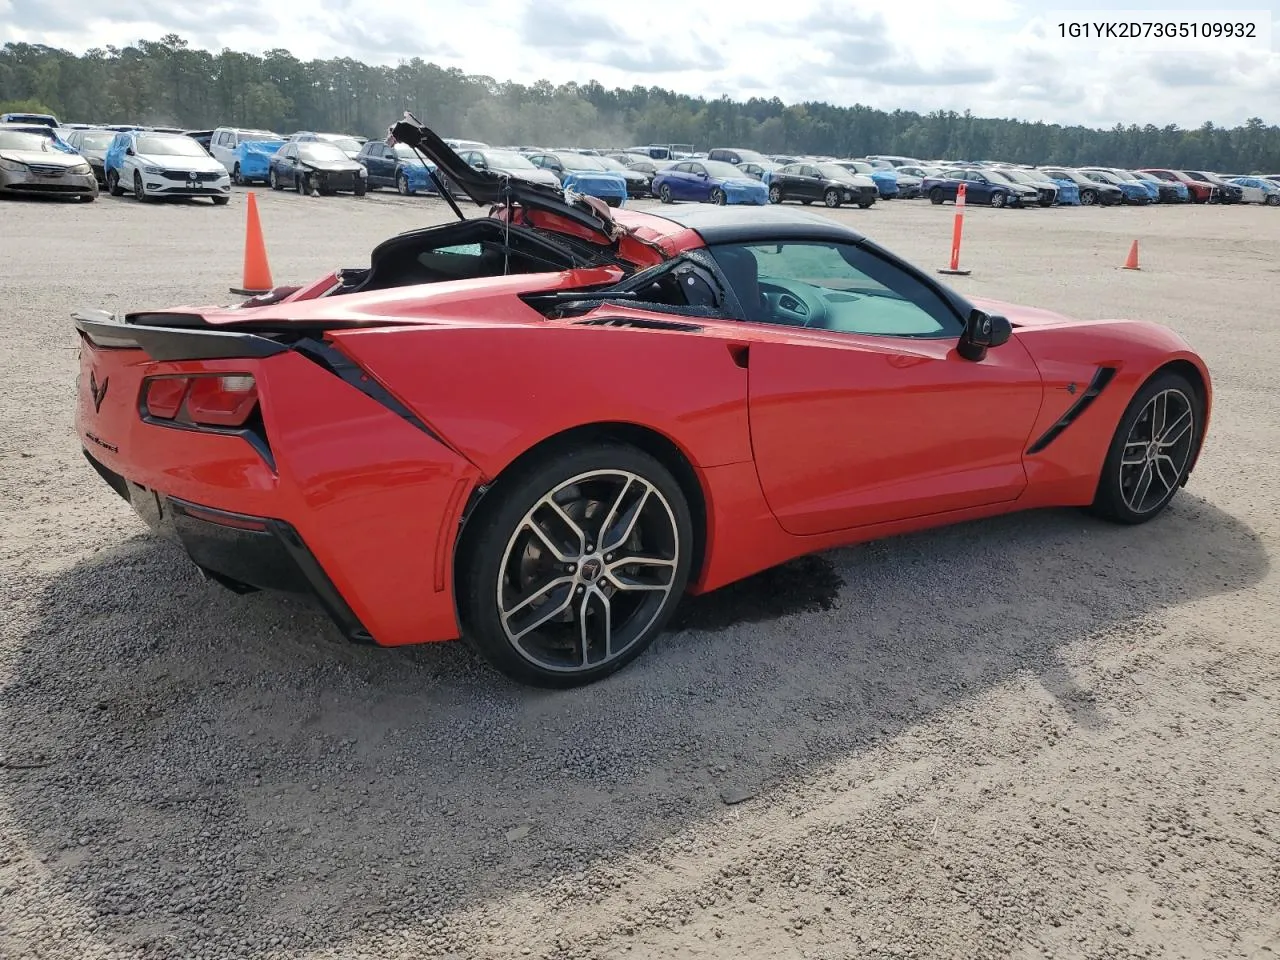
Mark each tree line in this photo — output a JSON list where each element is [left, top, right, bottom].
[[1, 35, 1277, 172]]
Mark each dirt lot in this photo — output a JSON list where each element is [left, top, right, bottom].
[[1, 189, 1278, 960]]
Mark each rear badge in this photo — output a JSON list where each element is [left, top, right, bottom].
[[89, 370, 109, 412]]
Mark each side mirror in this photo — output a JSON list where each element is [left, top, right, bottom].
[[125, 147, 135, 156], [957, 309, 1011, 362]]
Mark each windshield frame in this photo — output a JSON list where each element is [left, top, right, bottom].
[[0, 130, 58, 152], [483, 150, 537, 170], [298, 142, 352, 163], [136, 135, 210, 158]]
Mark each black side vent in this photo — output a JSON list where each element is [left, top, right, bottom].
[[574, 316, 704, 332], [1027, 365, 1118, 455]]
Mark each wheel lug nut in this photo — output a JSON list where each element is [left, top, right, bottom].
[[567, 564, 577, 573], [605, 554, 614, 562]]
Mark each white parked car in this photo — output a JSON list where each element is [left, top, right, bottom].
[[1228, 176, 1280, 206], [209, 127, 286, 184], [104, 130, 231, 204]]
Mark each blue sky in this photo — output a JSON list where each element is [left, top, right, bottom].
[[2, 0, 1277, 128]]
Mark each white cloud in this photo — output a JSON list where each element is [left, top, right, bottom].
[[2, 0, 1277, 128]]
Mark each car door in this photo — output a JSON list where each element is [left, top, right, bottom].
[[797, 165, 823, 201], [706, 238, 1044, 535], [357, 143, 379, 185], [687, 162, 711, 200], [964, 170, 994, 202]]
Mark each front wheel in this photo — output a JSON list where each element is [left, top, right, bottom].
[[767, 184, 782, 204], [824, 188, 841, 208], [1089, 371, 1203, 525], [990, 191, 1006, 208], [1080, 189, 1097, 206], [354, 180, 367, 197], [295, 174, 307, 195], [269, 168, 281, 190], [710, 187, 726, 205], [397, 172, 413, 195], [133, 172, 148, 202], [457, 444, 693, 688], [211, 195, 229, 206], [106, 170, 123, 197], [659, 183, 673, 203], [858, 198, 874, 209], [1266, 195, 1280, 206]]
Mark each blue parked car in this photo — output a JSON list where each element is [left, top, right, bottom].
[[355, 139, 450, 195], [523, 151, 628, 207], [651, 159, 769, 205], [1130, 170, 1189, 202], [836, 159, 899, 198]]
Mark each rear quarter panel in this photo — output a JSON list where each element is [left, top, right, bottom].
[[326, 324, 754, 478]]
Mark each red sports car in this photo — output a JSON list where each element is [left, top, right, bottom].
[[73, 118, 1212, 687]]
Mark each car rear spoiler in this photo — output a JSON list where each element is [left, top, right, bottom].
[[73, 309, 287, 361]]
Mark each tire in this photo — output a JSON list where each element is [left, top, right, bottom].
[[1266, 195, 1280, 206], [295, 174, 307, 195], [106, 170, 123, 197], [858, 199, 874, 209], [354, 179, 367, 197], [929, 187, 944, 204], [1080, 189, 1097, 206], [1089, 370, 1203, 525], [232, 164, 243, 186], [823, 188, 841, 208], [269, 168, 281, 190], [768, 184, 782, 204], [991, 192, 1006, 209], [710, 188, 726, 205], [457, 443, 694, 688], [659, 183, 673, 203], [133, 172, 147, 202], [211, 195, 229, 206], [800, 199, 812, 205], [80, 192, 96, 203]]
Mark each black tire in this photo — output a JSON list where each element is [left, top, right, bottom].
[[659, 183, 673, 203], [133, 172, 147, 202], [1080, 189, 1097, 206], [397, 171, 412, 196], [106, 170, 124, 197], [1089, 370, 1203, 525], [269, 168, 281, 191], [710, 188, 726, 205], [800, 199, 812, 205], [295, 174, 307, 195], [211, 195, 229, 205], [1266, 195, 1280, 206], [232, 164, 243, 186], [823, 188, 841, 208], [768, 184, 782, 204], [991, 191, 1006, 208], [457, 443, 694, 688], [80, 192, 96, 203], [858, 198, 874, 209], [354, 180, 367, 197], [929, 187, 944, 204]]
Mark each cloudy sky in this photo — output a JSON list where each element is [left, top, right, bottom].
[[3, 0, 1277, 129]]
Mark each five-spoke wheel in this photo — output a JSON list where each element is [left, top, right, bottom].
[[1092, 371, 1202, 523], [459, 445, 692, 687]]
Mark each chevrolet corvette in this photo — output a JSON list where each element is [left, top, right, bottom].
[[73, 117, 1212, 688]]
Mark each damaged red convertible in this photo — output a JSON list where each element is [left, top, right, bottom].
[[74, 117, 1212, 687]]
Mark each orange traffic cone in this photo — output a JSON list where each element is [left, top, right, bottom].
[[1122, 240, 1140, 270], [230, 192, 275, 295]]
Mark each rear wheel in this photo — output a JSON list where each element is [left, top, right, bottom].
[[457, 444, 693, 688], [232, 164, 243, 186], [1267, 195, 1280, 206], [106, 170, 123, 197], [1089, 371, 1202, 525], [823, 188, 841, 208], [929, 187, 944, 204]]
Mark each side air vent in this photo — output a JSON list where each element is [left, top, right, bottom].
[[1026, 365, 1118, 454], [574, 316, 704, 332]]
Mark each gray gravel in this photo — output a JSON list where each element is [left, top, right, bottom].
[[1, 189, 1278, 959]]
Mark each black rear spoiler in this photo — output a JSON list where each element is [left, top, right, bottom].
[[73, 309, 287, 361]]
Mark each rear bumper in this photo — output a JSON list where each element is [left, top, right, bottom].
[[85, 448, 373, 643]]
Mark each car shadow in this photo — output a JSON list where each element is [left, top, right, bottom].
[[1, 493, 1267, 953]]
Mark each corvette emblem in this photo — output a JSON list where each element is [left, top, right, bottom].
[[89, 370, 109, 412]]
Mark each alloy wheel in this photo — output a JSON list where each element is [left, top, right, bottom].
[[1118, 388, 1195, 516], [496, 469, 680, 674]]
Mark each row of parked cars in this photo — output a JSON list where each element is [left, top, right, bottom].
[[4, 111, 1278, 212]]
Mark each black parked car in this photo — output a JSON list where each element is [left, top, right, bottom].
[[1185, 170, 1244, 203], [268, 141, 367, 195], [766, 162, 878, 208], [594, 154, 653, 197]]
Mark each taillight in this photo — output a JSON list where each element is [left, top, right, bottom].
[[141, 374, 258, 427]]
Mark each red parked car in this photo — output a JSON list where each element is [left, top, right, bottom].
[[72, 117, 1213, 687], [1138, 168, 1217, 203]]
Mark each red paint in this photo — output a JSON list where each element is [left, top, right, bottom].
[[75, 204, 1213, 649], [1137, 169, 1215, 202]]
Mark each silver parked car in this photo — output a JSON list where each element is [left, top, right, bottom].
[[0, 126, 98, 201]]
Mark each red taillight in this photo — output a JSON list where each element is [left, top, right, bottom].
[[142, 374, 258, 427], [143, 377, 190, 419]]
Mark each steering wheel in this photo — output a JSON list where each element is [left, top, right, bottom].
[[759, 279, 828, 328]]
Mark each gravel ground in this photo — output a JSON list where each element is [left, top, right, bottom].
[[1, 189, 1278, 960]]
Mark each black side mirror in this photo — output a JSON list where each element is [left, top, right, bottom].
[[125, 147, 135, 156], [957, 309, 1011, 362]]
